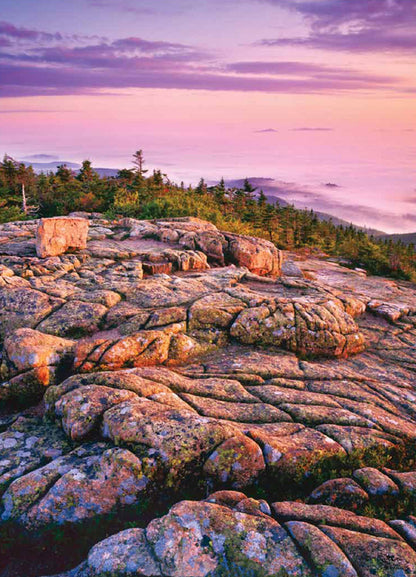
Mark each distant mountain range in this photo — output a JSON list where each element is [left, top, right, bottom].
[[21, 160, 119, 178], [378, 232, 416, 246], [224, 178, 386, 237], [22, 163, 414, 241]]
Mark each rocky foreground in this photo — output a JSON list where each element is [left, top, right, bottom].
[[1, 215, 416, 576]]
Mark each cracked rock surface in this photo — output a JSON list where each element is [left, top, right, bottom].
[[1, 216, 416, 576]]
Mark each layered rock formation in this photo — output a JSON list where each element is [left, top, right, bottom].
[[1, 215, 416, 576]]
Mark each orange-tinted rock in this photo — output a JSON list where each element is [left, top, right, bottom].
[[203, 434, 265, 488], [145, 500, 310, 577], [225, 232, 282, 277], [3, 328, 74, 377], [320, 526, 416, 577], [142, 261, 172, 275], [307, 478, 369, 510], [286, 521, 358, 577], [36, 217, 89, 258], [0, 328, 75, 404]]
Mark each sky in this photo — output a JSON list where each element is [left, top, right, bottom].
[[0, 0, 415, 232]]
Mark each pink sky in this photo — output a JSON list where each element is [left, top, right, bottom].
[[0, 0, 415, 232]]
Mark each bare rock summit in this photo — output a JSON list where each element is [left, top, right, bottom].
[[1, 215, 416, 577]]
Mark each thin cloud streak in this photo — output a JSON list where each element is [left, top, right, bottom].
[[291, 127, 333, 131], [260, 31, 416, 54]]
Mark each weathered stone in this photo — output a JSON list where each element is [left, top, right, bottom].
[[203, 434, 265, 488], [36, 217, 89, 258], [230, 299, 365, 358], [320, 526, 416, 577], [383, 468, 416, 495], [272, 501, 400, 539], [145, 500, 310, 577], [225, 232, 282, 277], [101, 398, 235, 483], [3, 217, 416, 575], [74, 324, 183, 372], [0, 417, 70, 494], [142, 260, 172, 275], [353, 467, 400, 497], [1, 438, 149, 536], [36, 300, 108, 337], [249, 425, 346, 482], [308, 478, 369, 510], [3, 328, 74, 377], [87, 528, 161, 576], [55, 384, 138, 441], [0, 328, 74, 403], [0, 286, 59, 339], [286, 521, 358, 577]]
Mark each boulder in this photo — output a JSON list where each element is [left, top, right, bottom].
[[308, 478, 370, 510], [0, 287, 60, 339], [2, 327, 74, 378], [0, 328, 75, 404], [36, 217, 89, 258], [225, 232, 282, 277], [145, 500, 310, 577]]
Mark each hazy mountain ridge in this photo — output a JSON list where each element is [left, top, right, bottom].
[[379, 232, 416, 245], [20, 163, 410, 239], [21, 160, 119, 178], [225, 177, 386, 236]]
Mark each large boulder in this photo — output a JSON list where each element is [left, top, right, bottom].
[[36, 217, 89, 258], [224, 232, 282, 277], [2, 328, 74, 379]]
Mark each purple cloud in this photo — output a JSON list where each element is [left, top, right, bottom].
[[1, 59, 408, 98], [259, 0, 416, 53], [291, 127, 333, 131], [88, 0, 155, 14], [261, 30, 416, 53], [0, 21, 62, 42], [228, 61, 400, 84], [262, 0, 416, 28], [0, 19, 412, 98], [255, 128, 278, 133], [112, 37, 199, 54]]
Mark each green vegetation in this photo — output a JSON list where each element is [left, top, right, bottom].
[[1, 151, 416, 280]]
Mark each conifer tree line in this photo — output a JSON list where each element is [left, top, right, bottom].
[[1, 151, 415, 281]]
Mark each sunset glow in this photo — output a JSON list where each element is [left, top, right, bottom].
[[1, 0, 415, 231]]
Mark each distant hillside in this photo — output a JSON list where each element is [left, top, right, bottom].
[[313, 211, 385, 237], [22, 161, 81, 171], [21, 161, 119, 178], [379, 232, 416, 246], [225, 178, 385, 236]]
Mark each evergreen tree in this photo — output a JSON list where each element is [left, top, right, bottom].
[[132, 150, 148, 178]]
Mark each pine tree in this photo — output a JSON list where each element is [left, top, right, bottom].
[[132, 150, 148, 177]]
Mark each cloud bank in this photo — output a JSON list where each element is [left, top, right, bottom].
[[0, 16, 412, 98], [259, 0, 416, 53]]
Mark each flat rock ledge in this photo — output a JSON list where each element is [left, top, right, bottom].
[[1, 215, 416, 576]]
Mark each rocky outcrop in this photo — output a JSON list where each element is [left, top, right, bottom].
[[36, 217, 89, 258], [2, 216, 416, 576], [124, 216, 282, 276], [46, 492, 416, 577]]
